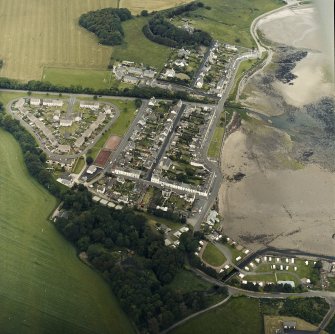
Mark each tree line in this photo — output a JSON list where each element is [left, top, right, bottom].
[[0, 76, 204, 102], [55, 186, 227, 333], [79, 8, 132, 46], [143, 2, 212, 48]]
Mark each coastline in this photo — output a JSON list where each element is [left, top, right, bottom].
[[219, 4, 335, 257]]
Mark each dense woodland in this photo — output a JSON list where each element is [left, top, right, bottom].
[[79, 8, 132, 45], [143, 2, 212, 48], [55, 186, 226, 332]]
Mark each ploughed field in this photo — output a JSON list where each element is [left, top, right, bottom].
[[0, 129, 133, 334]]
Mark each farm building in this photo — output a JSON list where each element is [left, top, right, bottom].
[[127, 67, 143, 76], [43, 99, 63, 107], [123, 75, 139, 85], [143, 70, 156, 78]]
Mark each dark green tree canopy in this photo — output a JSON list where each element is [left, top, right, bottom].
[[79, 8, 132, 46]]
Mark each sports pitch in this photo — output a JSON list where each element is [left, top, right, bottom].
[[0, 129, 133, 334]]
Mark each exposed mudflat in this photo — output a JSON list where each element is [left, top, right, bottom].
[[219, 5, 335, 257]]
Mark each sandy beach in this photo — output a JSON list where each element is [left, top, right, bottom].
[[219, 5, 335, 257]]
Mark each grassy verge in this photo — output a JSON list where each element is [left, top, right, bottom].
[[72, 156, 86, 174], [171, 296, 263, 334], [0, 128, 133, 334], [207, 125, 225, 158], [111, 17, 172, 70], [202, 243, 226, 267]]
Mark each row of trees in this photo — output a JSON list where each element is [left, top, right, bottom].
[[0, 76, 198, 101], [79, 8, 132, 45], [143, 2, 212, 48], [0, 103, 63, 198], [55, 186, 225, 332]]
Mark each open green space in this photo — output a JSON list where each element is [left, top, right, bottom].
[[202, 243, 227, 267], [111, 16, 172, 70], [207, 125, 225, 158], [43, 68, 112, 90], [173, 0, 283, 48], [171, 297, 263, 334], [168, 270, 213, 294], [0, 128, 133, 334], [88, 98, 137, 158]]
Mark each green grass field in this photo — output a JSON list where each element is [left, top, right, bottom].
[[180, 0, 283, 48], [171, 297, 263, 334], [207, 125, 225, 158], [43, 68, 112, 90], [168, 270, 213, 294], [202, 243, 226, 267], [111, 17, 172, 70], [0, 128, 133, 334]]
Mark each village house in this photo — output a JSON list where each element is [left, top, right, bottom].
[[43, 99, 63, 107]]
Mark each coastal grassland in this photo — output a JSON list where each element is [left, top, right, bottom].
[[88, 98, 137, 158], [111, 17, 172, 70], [230, 58, 258, 99], [175, 0, 283, 47], [171, 297, 263, 334], [207, 125, 224, 158], [0, 129, 133, 334], [202, 243, 226, 267], [168, 270, 213, 294]]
